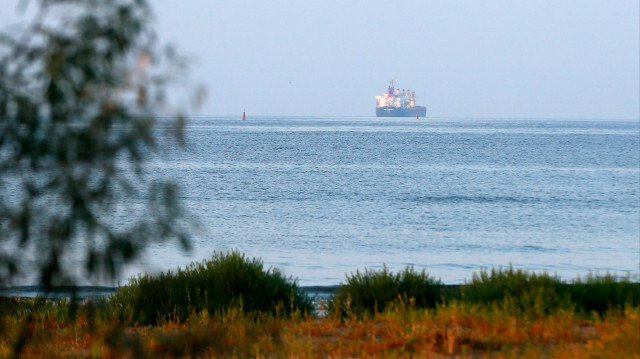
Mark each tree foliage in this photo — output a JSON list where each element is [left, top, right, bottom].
[[0, 0, 192, 288]]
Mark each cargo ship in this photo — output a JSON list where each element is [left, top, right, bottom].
[[375, 80, 427, 117]]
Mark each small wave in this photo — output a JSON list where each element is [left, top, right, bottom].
[[399, 194, 617, 207], [401, 194, 542, 204]]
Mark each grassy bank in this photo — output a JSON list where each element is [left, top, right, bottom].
[[1, 253, 638, 358], [1, 297, 638, 358]]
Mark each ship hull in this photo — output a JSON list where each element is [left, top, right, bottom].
[[376, 106, 427, 117]]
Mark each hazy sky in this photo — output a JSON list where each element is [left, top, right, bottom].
[[3, 1, 639, 118]]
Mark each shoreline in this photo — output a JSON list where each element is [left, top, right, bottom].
[[0, 285, 343, 299], [0, 284, 465, 299]]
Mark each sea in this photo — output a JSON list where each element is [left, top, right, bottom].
[[4, 116, 640, 295]]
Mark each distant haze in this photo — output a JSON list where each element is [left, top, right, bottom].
[[3, 1, 639, 119]]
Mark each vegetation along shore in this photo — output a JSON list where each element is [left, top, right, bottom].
[[1, 251, 638, 358]]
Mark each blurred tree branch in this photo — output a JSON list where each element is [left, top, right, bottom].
[[0, 0, 193, 289]]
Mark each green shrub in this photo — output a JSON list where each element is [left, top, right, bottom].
[[0, 297, 71, 321], [459, 267, 639, 316], [328, 266, 443, 317], [109, 251, 313, 325], [568, 273, 640, 314], [460, 266, 571, 316]]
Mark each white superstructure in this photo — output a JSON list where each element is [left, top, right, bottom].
[[375, 79, 416, 109]]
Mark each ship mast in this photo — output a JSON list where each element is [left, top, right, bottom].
[[388, 79, 395, 95]]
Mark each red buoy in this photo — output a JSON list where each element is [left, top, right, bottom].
[[416, 113, 419, 119], [242, 110, 245, 121]]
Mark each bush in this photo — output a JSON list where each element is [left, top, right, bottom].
[[459, 266, 570, 315], [459, 267, 640, 316], [328, 266, 443, 317], [109, 251, 313, 325], [0, 297, 70, 322], [568, 273, 640, 314]]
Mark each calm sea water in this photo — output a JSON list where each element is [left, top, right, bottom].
[[118, 116, 638, 286]]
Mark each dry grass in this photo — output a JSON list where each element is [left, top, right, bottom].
[[1, 300, 638, 358]]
